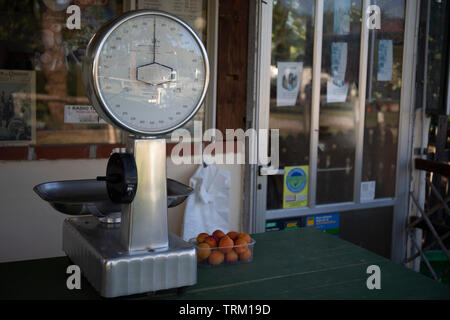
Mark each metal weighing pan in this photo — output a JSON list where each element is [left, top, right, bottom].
[[34, 178, 193, 216]]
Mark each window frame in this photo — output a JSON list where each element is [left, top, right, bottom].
[[245, 0, 419, 264]]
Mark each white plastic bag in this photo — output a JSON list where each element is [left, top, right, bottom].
[[181, 165, 230, 241]]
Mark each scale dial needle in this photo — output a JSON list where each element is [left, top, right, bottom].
[[153, 17, 156, 63]]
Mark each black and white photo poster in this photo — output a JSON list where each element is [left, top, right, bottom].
[[276, 62, 303, 107], [0, 70, 36, 146]]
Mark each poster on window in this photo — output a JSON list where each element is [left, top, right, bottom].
[[360, 181, 376, 202], [377, 39, 393, 81], [64, 105, 106, 124], [0, 70, 36, 146], [333, 0, 351, 35], [276, 62, 303, 107], [283, 166, 309, 209], [331, 42, 347, 83], [327, 81, 349, 103], [306, 213, 340, 237]]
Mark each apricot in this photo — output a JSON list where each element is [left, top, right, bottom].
[[225, 250, 238, 264], [196, 243, 211, 261], [218, 235, 234, 253], [212, 229, 226, 239], [208, 250, 224, 265], [234, 239, 248, 254], [237, 233, 251, 243], [239, 248, 252, 261], [196, 232, 209, 244], [204, 236, 217, 248], [227, 231, 239, 241]]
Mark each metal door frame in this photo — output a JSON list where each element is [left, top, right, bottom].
[[244, 0, 420, 263]]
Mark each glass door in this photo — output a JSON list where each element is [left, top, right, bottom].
[[252, 0, 416, 261], [266, 0, 315, 210]]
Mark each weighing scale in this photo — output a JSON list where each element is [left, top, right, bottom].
[[34, 10, 209, 297]]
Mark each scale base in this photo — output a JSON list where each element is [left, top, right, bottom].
[[62, 216, 197, 298]]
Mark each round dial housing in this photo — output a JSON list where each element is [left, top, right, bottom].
[[83, 10, 209, 136]]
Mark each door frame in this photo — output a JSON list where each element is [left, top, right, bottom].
[[243, 0, 420, 263]]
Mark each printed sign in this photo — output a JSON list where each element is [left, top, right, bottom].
[[276, 62, 303, 107], [331, 42, 347, 83], [265, 221, 280, 232], [64, 105, 106, 124], [333, 0, 351, 35], [327, 41, 348, 103], [327, 81, 349, 103], [305, 213, 340, 237], [283, 166, 308, 208], [377, 39, 393, 81], [265, 218, 302, 232], [360, 181, 376, 202]]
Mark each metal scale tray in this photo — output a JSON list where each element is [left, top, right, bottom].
[[34, 178, 193, 216]]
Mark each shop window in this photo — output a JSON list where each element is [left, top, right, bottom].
[[267, 0, 315, 210], [316, 0, 362, 204], [361, 0, 406, 199], [0, 0, 213, 158], [416, 0, 449, 115], [265, 0, 407, 210]]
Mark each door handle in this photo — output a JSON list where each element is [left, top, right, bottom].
[[258, 166, 285, 176]]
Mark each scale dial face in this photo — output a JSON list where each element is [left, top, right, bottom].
[[84, 10, 209, 136]]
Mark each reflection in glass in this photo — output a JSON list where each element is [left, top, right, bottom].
[[267, 0, 315, 209], [0, 1, 207, 145], [362, 0, 405, 199], [316, 0, 361, 204], [422, 0, 448, 114]]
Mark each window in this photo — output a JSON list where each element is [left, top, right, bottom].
[[0, 0, 214, 150]]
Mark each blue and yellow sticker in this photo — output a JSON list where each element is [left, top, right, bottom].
[[305, 213, 340, 237], [283, 166, 308, 208]]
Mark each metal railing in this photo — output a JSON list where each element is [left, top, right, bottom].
[[406, 158, 450, 281]]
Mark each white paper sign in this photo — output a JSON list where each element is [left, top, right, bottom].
[[334, 0, 351, 35], [326, 81, 349, 103], [331, 42, 348, 82], [64, 105, 106, 124], [360, 181, 376, 202], [377, 40, 393, 81], [276, 62, 303, 107]]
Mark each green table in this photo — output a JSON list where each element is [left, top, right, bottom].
[[1, 228, 449, 300]]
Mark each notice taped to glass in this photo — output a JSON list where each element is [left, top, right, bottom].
[[276, 62, 303, 107], [283, 166, 308, 208], [64, 105, 106, 124], [377, 39, 393, 81], [0, 70, 36, 146]]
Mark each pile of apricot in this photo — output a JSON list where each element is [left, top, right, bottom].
[[195, 230, 253, 266]]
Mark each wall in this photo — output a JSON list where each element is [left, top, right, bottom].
[[216, 0, 249, 131], [0, 158, 243, 263]]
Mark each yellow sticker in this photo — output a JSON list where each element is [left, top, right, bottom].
[[283, 166, 309, 209], [286, 222, 298, 228]]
